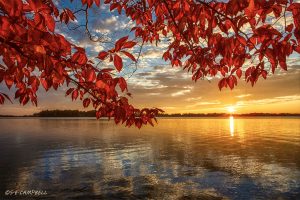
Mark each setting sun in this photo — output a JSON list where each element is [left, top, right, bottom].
[[227, 106, 236, 114]]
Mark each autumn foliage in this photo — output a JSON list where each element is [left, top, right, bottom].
[[0, 0, 299, 127]]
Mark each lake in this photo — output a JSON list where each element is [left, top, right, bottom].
[[0, 117, 299, 199]]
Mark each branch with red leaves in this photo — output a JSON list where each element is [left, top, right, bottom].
[[112, 0, 299, 89], [0, 0, 299, 128], [0, 0, 162, 128]]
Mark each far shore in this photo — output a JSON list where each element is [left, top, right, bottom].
[[0, 110, 300, 118]]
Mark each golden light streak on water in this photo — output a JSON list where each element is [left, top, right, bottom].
[[230, 116, 234, 136]]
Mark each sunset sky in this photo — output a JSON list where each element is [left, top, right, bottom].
[[0, 1, 299, 115]]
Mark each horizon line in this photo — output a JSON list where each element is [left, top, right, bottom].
[[0, 109, 300, 117]]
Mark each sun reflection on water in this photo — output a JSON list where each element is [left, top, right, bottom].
[[229, 116, 234, 136]]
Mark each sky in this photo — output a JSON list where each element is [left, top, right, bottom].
[[0, 1, 299, 115]]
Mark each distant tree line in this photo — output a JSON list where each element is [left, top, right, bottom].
[[1, 110, 299, 118], [31, 110, 300, 117], [159, 113, 300, 117], [33, 110, 96, 117]]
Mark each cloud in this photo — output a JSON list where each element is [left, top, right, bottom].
[[171, 89, 191, 97], [127, 65, 190, 89], [147, 92, 161, 96], [185, 96, 203, 102], [236, 95, 300, 106], [142, 49, 165, 59], [186, 101, 221, 108], [236, 94, 252, 98], [93, 45, 104, 52], [161, 106, 177, 110]]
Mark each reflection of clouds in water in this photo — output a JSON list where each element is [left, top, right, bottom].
[[10, 145, 228, 198], [11, 143, 300, 199], [1, 118, 300, 199], [210, 155, 300, 193]]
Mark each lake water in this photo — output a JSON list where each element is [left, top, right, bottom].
[[0, 117, 299, 199]]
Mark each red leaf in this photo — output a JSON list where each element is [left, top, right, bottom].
[[96, 80, 106, 88], [237, 35, 247, 46], [94, 0, 100, 7], [279, 61, 287, 71], [110, 3, 118, 11], [261, 70, 267, 79], [100, 68, 114, 73], [87, 69, 96, 82], [294, 46, 300, 54], [20, 95, 29, 105], [118, 77, 127, 92], [122, 41, 137, 49], [218, 78, 226, 91], [2, 93, 12, 103], [117, 4, 122, 14], [0, 92, 12, 104], [83, 98, 91, 107], [114, 54, 123, 71], [0, 94, 4, 104], [285, 24, 293, 32], [41, 79, 49, 91], [147, 0, 154, 7], [45, 14, 55, 32], [135, 119, 142, 129], [66, 88, 74, 96], [246, 0, 255, 18], [121, 51, 136, 62], [227, 76, 234, 90], [5, 76, 13, 89], [72, 90, 78, 101], [87, 0, 93, 7], [66, 9, 76, 21], [147, 118, 154, 127], [28, 0, 42, 11], [115, 36, 128, 51], [34, 45, 46, 55], [162, 51, 171, 61], [97, 51, 108, 60], [72, 51, 88, 65], [236, 68, 242, 79]]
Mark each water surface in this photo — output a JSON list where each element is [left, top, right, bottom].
[[0, 117, 299, 199]]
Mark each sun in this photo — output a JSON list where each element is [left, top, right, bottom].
[[227, 106, 236, 114]]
